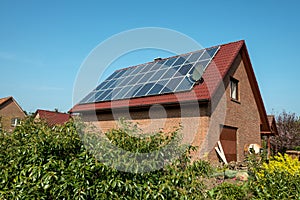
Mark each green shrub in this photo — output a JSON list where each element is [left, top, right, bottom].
[[188, 159, 213, 177], [207, 182, 250, 200], [249, 153, 300, 199], [0, 117, 210, 199], [294, 146, 300, 151], [105, 120, 176, 153]]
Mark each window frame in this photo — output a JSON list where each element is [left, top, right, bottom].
[[11, 118, 20, 127], [230, 77, 239, 101]]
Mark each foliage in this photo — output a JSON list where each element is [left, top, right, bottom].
[[105, 119, 176, 153], [244, 152, 265, 177], [83, 119, 195, 173], [187, 158, 213, 177], [294, 146, 300, 151], [2, 116, 299, 199], [260, 153, 300, 176], [249, 153, 300, 199], [271, 111, 300, 153], [207, 182, 250, 200], [0, 117, 213, 199]]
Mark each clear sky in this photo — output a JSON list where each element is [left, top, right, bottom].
[[0, 0, 299, 115]]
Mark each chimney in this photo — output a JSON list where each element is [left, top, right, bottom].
[[154, 57, 162, 62]]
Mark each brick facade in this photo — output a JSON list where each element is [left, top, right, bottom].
[[0, 97, 26, 132], [206, 53, 261, 162]]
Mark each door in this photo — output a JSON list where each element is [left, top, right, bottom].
[[220, 126, 237, 162]]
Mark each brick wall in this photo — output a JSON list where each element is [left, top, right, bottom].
[[81, 103, 211, 160], [207, 53, 261, 163]]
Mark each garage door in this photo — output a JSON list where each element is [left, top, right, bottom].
[[220, 126, 237, 162]]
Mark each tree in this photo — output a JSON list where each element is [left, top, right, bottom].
[[271, 111, 300, 153]]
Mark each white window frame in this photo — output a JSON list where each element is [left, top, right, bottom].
[[11, 118, 20, 127], [230, 78, 239, 101]]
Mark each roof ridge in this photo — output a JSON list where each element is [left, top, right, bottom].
[[115, 40, 245, 72], [36, 109, 68, 114]]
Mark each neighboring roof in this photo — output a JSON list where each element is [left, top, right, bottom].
[[70, 40, 271, 132], [0, 96, 13, 107], [34, 109, 71, 126], [0, 96, 26, 116], [264, 115, 278, 135]]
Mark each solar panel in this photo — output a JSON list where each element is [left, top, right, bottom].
[[79, 46, 220, 104]]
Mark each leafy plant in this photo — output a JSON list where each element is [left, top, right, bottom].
[[0, 117, 211, 199], [249, 153, 300, 199], [3, 117, 299, 199], [207, 182, 250, 200], [294, 146, 300, 151]]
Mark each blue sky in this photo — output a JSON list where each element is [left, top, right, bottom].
[[0, 0, 300, 115]]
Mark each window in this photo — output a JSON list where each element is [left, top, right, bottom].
[[11, 118, 20, 127], [230, 78, 239, 101]]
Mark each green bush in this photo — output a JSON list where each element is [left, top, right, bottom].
[[294, 146, 300, 151], [0, 117, 211, 199], [250, 171, 300, 199], [207, 182, 250, 200], [4, 117, 299, 199], [249, 153, 300, 199]]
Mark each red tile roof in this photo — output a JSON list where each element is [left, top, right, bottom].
[[70, 40, 244, 112], [70, 40, 272, 132], [35, 109, 71, 126]]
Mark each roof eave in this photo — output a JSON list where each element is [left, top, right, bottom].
[[240, 43, 271, 133], [70, 98, 210, 113]]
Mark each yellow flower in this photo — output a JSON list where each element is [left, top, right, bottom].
[[260, 153, 300, 176]]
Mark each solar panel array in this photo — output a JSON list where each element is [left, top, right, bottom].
[[79, 46, 220, 104]]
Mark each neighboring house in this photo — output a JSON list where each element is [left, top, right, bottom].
[[34, 109, 71, 126], [262, 115, 278, 158], [0, 96, 26, 132], [70, 40, 277, 163]]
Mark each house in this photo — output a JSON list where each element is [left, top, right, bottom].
[[34, 109, 71, 126], [0, 96, 26, 132], [70, 40, 276, 163], [263, 115, 278, 158]]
